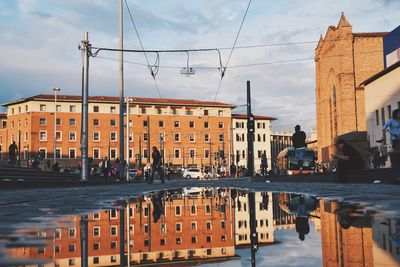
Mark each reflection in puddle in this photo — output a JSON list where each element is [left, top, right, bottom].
[[3, 188, 400, 267]]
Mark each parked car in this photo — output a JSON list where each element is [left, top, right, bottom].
[[129, 168, 138, 180], [182, 168, 205, 179]]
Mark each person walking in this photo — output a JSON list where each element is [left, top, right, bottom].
[[383, 108, 400, 181], [150, 146, 164, 184], [8, 141, 17, 166], [260, 154, 268, 176], [332, 139, 364, 183], [292, 125, 306, 149], [230, 163, 237, 178], [101, 156, 111, 179]]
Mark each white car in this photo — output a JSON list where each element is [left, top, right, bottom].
[[182, 168, 205, 179]]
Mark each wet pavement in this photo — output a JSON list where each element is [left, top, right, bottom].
[[0, 178, 399, 266]]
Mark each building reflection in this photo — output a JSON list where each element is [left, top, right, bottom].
[[6, 190, 400, 267]]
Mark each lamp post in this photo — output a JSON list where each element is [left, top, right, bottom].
[[52, 87, 61, 165]]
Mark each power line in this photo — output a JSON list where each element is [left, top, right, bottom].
[[213, 0, 252, 101]]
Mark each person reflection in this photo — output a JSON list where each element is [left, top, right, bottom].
[[152, 191, 164, 223], [295, 195, 310, 241]]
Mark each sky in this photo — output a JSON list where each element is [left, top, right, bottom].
[[198, 223, 322, 267], [0, 0, 399, 133]]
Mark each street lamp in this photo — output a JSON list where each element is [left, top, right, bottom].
[[52, 87, 61, 166]]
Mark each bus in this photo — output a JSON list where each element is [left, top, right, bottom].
[[276, 147, 316, 175]]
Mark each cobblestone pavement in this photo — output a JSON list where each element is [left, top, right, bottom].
[[0, 178, 399, 237]]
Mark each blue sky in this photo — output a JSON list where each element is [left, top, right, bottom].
[[0, 0, 399, 133]]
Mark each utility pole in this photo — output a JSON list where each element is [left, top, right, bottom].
[[119, 0, 125, 177], [139, 135, 142, 168], [126, 98, 130, 182], [246, 81, 255, 177], [81, 32, 90, 181], [249, 192, 258, 267], [80, 215, 89, 267], [147, 116, 150, 164], [18, 130, 21, 167]]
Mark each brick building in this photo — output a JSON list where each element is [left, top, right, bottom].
[[315, 13, 387, 164], [8, 188, 236, 266], [0, 113, 7, 161], [2, 94, 235, 169]]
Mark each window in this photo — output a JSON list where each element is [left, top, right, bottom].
[[110, 119, 116, 126], [39, 148, 46, 158], [191, 222, 197, 230], [159, 120, 164, 127], [93, 106, 99, 112], [69, 105, 76, 112], [156, 107, 162, 114], [174, 149, 180, 158], [93, 148, 100, 159], [189, 149, 195, 159], [174, 121, 180, 128], [69, 131, 76, 141], [375, 110, 379, 125], [221, 235, 226, 241], [39, 131, 47, 141], [69, 149, 76, 159], [176, 237, 182, 244], [204, 122, 209, 128], [141, 107, 146, 114], [205, 205, 211, 214], [93, 242, 100, 250], [110, 106, 116, 113], [190, 205, 196, 214], [69, 119, 76, 126], [56, 131, 62, 141], [93, 227, 100, 237], [204, 149, 210, 159], [206, 221, 212, 229], [189, 133, 195, 142], [189, 121, 195, 128], [110, 226, 117, 236], [39, 118, 46, 125], [171, 108, 177, 115], [143, 133, 148, 142], [111, 241, 117, 249], [221, 221, 226, 229], [38, 247, 45, 254], [191, 237, 197, 243], [204, 110, 209, 115], [93, 132, 100, 141], [143, 120, 148, 127], [93, 213, 100, 220], [110, 209, 118, 219], [143, 148, 148, 158], [204, 133, 210, 142], [257, 122, 261, 129], [55, 245, 60, 253], [68, 259, 75, 266], [174, 133, 180, 142], [93, 119, 99, 126], [56, 118, 61, 125], [55, 229, 61, 239], [218, 122, 224, 128], [111, 256, 117, 263], [219, 134, 224, 142], [40, 104, 46, 111], [56, 105, 61, 112], [25, 119, 28, 126], [176, 223, 182, 232], [68, 244, 75, 252], [144, 225, 149, 233], [160, 239, 166, 245], [206, 236, 212, 242], [110, 132, 117, 141], [144, 239, 149, 246], [93, 257, 99, 264], [25, 105, 28, 112], [175, 206, 181, 215], [218, 110, 223, 116]]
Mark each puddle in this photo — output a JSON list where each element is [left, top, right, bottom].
[[1, 187, 399, 266]]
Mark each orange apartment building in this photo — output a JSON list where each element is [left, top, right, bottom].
[[2, 94, 235, 168], [8, 188, 236, 266], [0, 113, 7, 160]]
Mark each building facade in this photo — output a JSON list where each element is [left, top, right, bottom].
[[315, 13, 387, 163], [232, 114, 276, 173], [2, 94, 235, 169], [270, 132, 293, 172], [0, 113, 7, 161]]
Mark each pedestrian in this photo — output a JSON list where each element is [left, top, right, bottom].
[[46, 159, 51, 171], [101, 156, 111, 179], [383, 108, 400, 181], [32, 157, 39, 170], [331, 139, 364, 183], [260, 154, 268, 176], [230, 163, 237, 178], [292, 125, 307, 149], [151, 146, 164, 184], [114, 158, 121, 178], [8, 141, 17, 166]]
